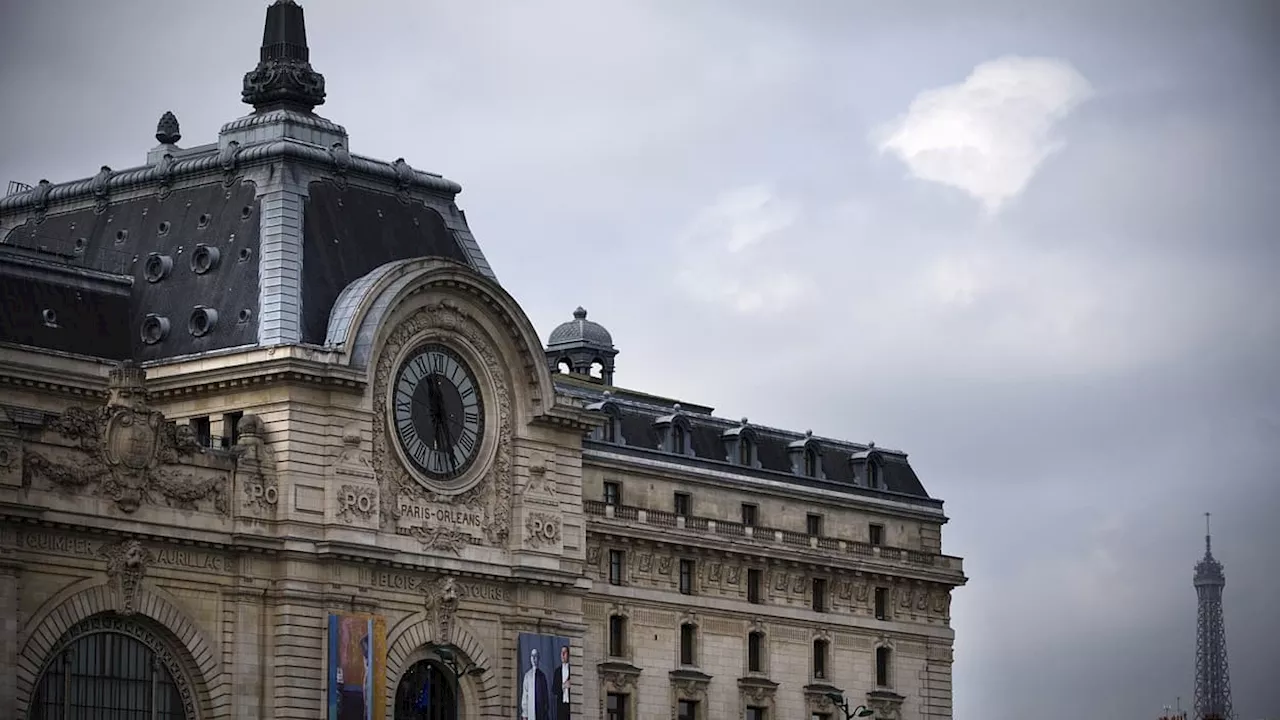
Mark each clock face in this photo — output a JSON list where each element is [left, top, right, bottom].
[[392, 343, 485, 481]]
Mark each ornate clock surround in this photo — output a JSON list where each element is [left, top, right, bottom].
[[372, 300, 514, 549]]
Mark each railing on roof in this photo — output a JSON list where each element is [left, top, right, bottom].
[[6, 181, 32, 197], [583, 500, 963, 573]]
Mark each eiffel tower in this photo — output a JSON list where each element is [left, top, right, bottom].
[[1193, 513, 1233, 720]]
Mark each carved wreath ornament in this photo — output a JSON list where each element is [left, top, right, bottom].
[[524, 512, 562, 548], [371, 301, 514, 548]]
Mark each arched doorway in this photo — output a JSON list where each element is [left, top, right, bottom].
[[393, 660, 458, 720], [31, 627, 188, 719]]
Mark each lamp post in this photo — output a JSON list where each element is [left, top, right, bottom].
[[435, 644, 484, 720], [825, 692, 874, 719]]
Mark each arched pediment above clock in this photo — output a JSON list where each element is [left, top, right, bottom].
[[325, 258, 555, 421]]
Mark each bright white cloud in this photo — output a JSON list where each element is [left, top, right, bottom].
[[877, 56, 1094, 212], [673, 185, 811, 315]]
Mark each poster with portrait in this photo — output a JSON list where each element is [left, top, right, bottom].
[[516, 633, 573, 720], [328, 613, 388, 720]]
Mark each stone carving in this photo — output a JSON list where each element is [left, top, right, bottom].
[[524, 462, 557, 498], [101, 538, 153, 615], [855, 580, 870, 603], [234, 414, 277, 513], [30, 179, 52, 222], [742, 684, 775, 703], [868, 692, 905, 720], [708, 563, 722, 582], [599, 668, 638, 691], [338, 484, 378, 524], [671, 675, 709, 700], [425, 576, 460, 645], [524, 512, 562, 548], [657, 556, 673, 575], [933, 590, 951, 616], [334, 425, 373, 477], [219, 140, 241, 187], [725, 565, 740, 585], [403, 526, 471, 555], [23, 362, 223, 514], [791, 575, 805, 594], [898, 586, 912, 609], [916, 587, 929, 611], [586, 546, 602, 565], [773, 572, 788, 591], [392, 158, 415, 203], [91, 165, 113, 214], [155, 153, 175, 199], [372, 302, 513, 546], [638, 553, 653, 573]]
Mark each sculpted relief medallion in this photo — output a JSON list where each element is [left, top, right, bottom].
[[372, 301, 514, 552], [22, 362, 226, 515]]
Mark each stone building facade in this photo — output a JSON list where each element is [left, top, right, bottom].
[[0, 2, 965, 719]]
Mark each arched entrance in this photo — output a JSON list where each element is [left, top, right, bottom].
[[393, 660, 458, 720], [31, 625, 188, 719]]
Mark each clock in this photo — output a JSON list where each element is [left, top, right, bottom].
[[391, 343, 486, 481]]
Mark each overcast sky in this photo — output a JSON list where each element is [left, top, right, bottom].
[[3, 1, 1278, 717]]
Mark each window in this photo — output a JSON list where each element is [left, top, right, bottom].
[[741, 504, 758, 527], [607, 692, 628, 720], [609, 550, 625, 585], [876, 646, 892, 687], [32, 629, 185, 719], [190, 416, 211, 447], [875, 587, 889, 620], [677, 700, 698, 720], [804, 447, 819, 477], [867, 459, 881, 488], [813, 638, 829, 680], [812, 714, 831, 720], [680, 623, 697, 665], [222, 410, 244, 448], [747, 631, 764, 672], [602, 414, 617, 442], [746, 707, 767, 720], [679, 559, 694, 595], [806, 513, 823, 536], [737, 437, 752, 465], [604, 481, 621, 506], [812, 578, 827, 612], [674, 492, 691, 517], [869, 523, 884, 546], [747, 569, 762, 604], [608, 615, 627, 657], [672, 424, 687, 454]]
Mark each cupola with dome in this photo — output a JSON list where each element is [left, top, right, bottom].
[[545, 306, 618, 384]]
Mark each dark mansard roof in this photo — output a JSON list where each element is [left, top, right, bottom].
[[0, 0, 492, 362], [556, 376, 938, 507]]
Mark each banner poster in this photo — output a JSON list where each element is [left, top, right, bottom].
[[328, 613, 388, 720], [515, 632, 573, 720]]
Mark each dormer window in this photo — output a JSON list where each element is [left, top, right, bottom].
[[654, 405, 693, 456], [788, 430, 823, 478], [850, 445, 883, 488], [721, 418, 757, 468], [587, 392, 623, 445], [867, 457, 882, 489]]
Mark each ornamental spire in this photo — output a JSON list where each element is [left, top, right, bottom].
[[241, 0, 326, 113]]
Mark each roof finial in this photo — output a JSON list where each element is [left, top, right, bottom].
[[242, 0, 326, 113], [155, 111, 181, 145]]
